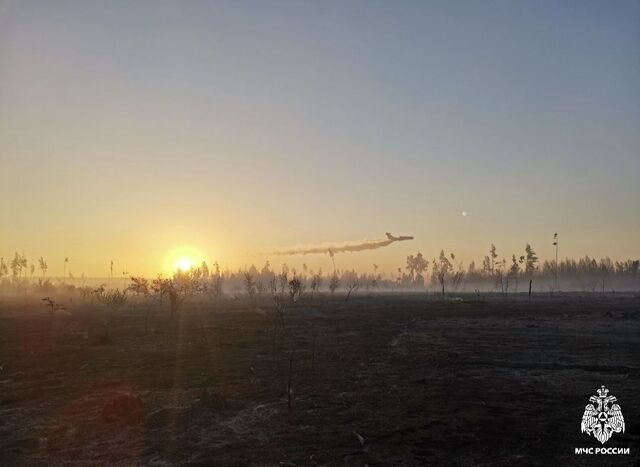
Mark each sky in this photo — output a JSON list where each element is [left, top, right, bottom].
[[1, 0, 639, 277]]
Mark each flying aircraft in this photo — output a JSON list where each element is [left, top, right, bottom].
[[385, 232, 414, 241]]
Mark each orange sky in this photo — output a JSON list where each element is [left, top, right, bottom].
[[1, 1, 638, 277]]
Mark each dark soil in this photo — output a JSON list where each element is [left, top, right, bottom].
[[0, 293, 638, 466]]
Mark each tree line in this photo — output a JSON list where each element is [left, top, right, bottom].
[[1, 243, 639, 295]]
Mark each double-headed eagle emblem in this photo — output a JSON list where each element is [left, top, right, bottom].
[[581, 385, 625, 444]]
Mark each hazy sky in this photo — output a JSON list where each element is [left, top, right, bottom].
[[1, 0, 639, 276]]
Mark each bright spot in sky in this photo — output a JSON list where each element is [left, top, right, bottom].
[[461, 211, 468, 217], [163, 245, 206, 274], [175, 257, 195, 272]]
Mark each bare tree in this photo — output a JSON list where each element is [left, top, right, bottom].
[[19, 253, 27, 280], [211, 262, 224, 297], [345, 279, 359, 301], [509, 254, 520, 292], [451, 270, 464, 291], [494, 258, 506, 294], [525, 243, 538, 275], [38, 256, 48, 280], [0, 258, 7, 280], [288, 276, 302, 303], [329, 273, 339, 295], [269, 275, 288, 329], [10, 253, 21, 280], [151, 276, 172, 305], [406, 252, 429, 287], [481, 255, 491, 275], [309, 272, 322, 298], [200, 261, 210, 279], [435, 250, 452, 297], [553, 233, 559, 290], [128, 276, 150, 297], [168, 286, 186, 318], [244, 271, 256, 298], [489, 244, 498, 275]]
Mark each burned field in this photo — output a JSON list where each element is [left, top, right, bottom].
[[1, 294, 638, 466]]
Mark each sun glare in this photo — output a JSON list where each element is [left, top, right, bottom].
[[163, 245, 206, 274], [175, 257, 195, 272]]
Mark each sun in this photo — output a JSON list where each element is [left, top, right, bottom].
[[175, 257, 195, 272], [163, 245, 206, 274]]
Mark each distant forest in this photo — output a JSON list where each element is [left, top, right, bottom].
[[1, 242, 639, 296]]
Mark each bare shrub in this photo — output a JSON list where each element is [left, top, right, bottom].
[[98, 288, 128, 312], [41, 297, 65, 314]]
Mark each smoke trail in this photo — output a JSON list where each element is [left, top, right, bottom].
[[264, 233, 413, 257]]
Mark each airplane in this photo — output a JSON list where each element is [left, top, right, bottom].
[[385, 232, 414, 241]]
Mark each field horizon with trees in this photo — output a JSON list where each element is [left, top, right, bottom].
[[2, 240, 639, 303]]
